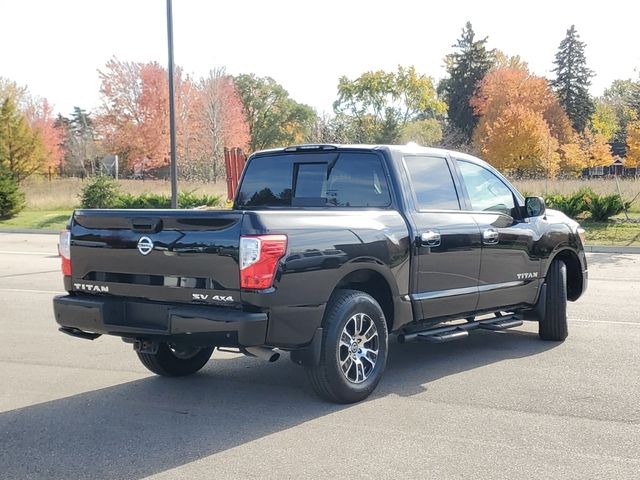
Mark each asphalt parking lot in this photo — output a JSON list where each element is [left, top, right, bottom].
[[1, 232, 639, 480]]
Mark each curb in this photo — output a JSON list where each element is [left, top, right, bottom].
[[584, 245, 640, 254]]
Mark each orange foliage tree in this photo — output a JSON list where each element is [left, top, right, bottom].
[[471, 66, 580, 177], [626, 121, 640, 168], [25, 99, 64, 172], [98, 58, 171, 173], [97, 58, 249, 179], [582, 131, 614, 168]]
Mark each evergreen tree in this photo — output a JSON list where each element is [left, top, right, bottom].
[[440, 22, 494, 141], [0, 166, 25, 218], [70, 107, 94, 135], [0, 97, 44, 180], [55, 107, 98, 175], [551, 25, 595, 133]]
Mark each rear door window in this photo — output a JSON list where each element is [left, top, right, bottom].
[[325, 154, 390, 207], [404, 156, 460, 210]]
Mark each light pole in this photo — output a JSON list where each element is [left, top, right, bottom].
[[166, 0, 178, 208]]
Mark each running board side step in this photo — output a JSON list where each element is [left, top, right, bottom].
[[478, 317, 523, 330], [398, 314, 523, 344], [415, 328, 469, 343]]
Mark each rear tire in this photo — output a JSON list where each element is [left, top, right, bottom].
[[305, 289, 388, 403], [137, 343, 214, 376], [539, 260, 568, 341]]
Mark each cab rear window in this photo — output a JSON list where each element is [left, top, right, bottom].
[[236, 152, 391, 208]]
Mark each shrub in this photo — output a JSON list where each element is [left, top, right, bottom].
[[178, 190, 222, 208], [584, 193, 631, 222], [103, 189, 223, 210], [118, 192, 171, 209], [544, 188, 592, 219], [79, 176, 121, 208], [0, 168, 25, 219]]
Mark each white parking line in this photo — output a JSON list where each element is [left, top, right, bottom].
[[0, 288, 63, 294], [0, 251, 57, 256], [570, 318, 640, 326]]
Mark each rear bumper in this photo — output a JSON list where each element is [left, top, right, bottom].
[[53, 295, 267, 346]]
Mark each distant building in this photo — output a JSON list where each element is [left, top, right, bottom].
[[582, 156, 638, 178]]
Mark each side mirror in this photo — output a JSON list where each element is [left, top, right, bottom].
[[524, 196, 546, 218]]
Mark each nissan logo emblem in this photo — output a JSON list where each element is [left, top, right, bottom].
[[137, 236, 154, 255]]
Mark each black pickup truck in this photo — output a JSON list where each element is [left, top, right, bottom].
[[53, 144, 588, 403]]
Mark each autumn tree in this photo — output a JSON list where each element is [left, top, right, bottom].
[[478, 104, 560, 176], [334, 65, 445, 144], [557, 142, 588, 174], [492, 51, 528, 71], [626, 121, 640, 167], [551, 25, 594, 133], [98, 58, 170, 173], [590, 99, 619, 141], [0, 97, 46, 180], [472, 67, 576, 176], [440, 22, 494, 141], [234, 74, 315, 152], [25, 99, 63, 172], [584, 131, 614, 168], [0, 77, 28, 109], [98, 57, 208, 176], [1, 77, 63, 175], [600, 79, 640, 143], [195, 68, 249, 181]]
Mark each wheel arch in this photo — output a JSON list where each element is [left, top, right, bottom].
[[547, 248, 584, 301], [332, 268, 396, 333]]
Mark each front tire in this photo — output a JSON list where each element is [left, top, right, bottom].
[[305, 289, 388, 403], [539, 260, 568, 341], [137, 343, 214, 376]]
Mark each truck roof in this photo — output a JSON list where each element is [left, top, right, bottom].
[[252, 143, 481, 163]]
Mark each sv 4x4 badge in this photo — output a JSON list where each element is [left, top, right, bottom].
[[192, 293, 234, 302]]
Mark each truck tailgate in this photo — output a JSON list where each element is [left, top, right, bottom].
[[69, 209, 243, 307]]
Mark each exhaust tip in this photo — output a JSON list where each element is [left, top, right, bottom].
[[243, 346, 281, 363], [268, 351, 281, 363]]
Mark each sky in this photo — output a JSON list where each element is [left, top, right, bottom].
[[1, 0, 639, 117]]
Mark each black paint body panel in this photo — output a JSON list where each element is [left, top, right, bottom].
[[58, 145, 587, 349]]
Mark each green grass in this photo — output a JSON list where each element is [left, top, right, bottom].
[[582, 220, 640, 246], [0, 209, 71, 230]]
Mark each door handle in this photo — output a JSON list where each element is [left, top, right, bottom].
[[421, 230, 441, 247], [482, 229, 499, 244]]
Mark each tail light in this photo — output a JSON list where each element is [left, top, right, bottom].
[[240, 235, 287, 290], [59, 230, 71, 276]]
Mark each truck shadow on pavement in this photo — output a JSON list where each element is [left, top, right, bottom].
[[0, 328, 557, 479]]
